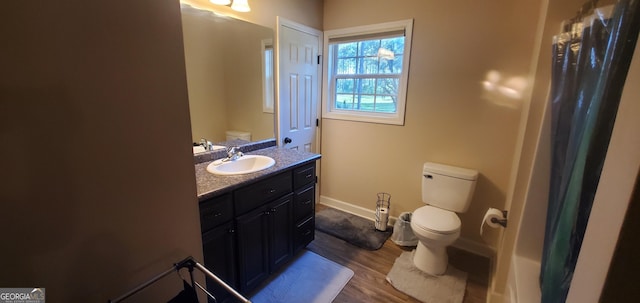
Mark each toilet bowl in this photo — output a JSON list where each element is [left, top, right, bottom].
[[410, 162, 477, 276], [410, 205, 461, 275]]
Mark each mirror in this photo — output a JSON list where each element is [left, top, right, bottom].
[[181, 4, 275, 147]]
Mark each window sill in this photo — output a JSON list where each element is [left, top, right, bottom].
[[322, 110, 405, 125]]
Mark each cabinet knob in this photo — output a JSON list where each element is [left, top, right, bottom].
[[204, 212, 222, 219], [270, 208, 277, 213], [228, 229, 235, 233], [268, 189, 276, 194]]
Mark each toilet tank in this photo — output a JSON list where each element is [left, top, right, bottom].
[[422, 162, 478, 213], [226, 130, 251, 141]]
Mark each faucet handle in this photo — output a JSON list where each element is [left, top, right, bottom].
[[200, 138, 214, 151], [226, 146, 243, 159], [226, 146, 236, 156]]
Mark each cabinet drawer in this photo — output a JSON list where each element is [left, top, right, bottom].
[[293, 163, 316, 189], [294, 185, 315, 223], [294, 216, 315, 253], [235, 172, 293, 215], [200, 193, 234, 233]]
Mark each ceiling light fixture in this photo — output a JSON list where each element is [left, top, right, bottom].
[[209, 0, 251, 12]]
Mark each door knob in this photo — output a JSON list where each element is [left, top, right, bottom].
[[284, 137, 292, 144]]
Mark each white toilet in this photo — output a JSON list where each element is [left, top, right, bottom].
[[410, 162, 478, 275]]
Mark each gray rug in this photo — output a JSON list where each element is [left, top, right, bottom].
[[386, 251, 467, 303], [315, 207, 392, 250], [250, 250, 353, 303]]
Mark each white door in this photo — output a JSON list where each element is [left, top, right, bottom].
[[276, 18, 322, 152]]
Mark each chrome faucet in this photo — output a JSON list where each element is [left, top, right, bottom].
[[226, 146, 244, 161], [200, 138, 214, 151]]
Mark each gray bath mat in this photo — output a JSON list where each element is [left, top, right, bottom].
[[250, 250, 353, 303], [315, 207, 392, 250], [386, 251, 467, 303]]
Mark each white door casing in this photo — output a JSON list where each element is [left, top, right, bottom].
[[276, 17, 322, 153]]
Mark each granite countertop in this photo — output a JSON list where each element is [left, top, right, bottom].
[[195, 147, 321, 201]]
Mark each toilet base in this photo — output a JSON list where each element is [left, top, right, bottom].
[[412, 241, 448, 275]]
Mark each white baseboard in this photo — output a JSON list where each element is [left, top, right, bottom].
[[319, 195, 397, 226], [319, 195, 495, 258]]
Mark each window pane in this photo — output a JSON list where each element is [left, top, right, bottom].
[[391, 55, 403, 72], [358, 96, 374, 111], [335, 94, 354, 109], [375, 95, 396, 113], [376, 78, 398, 95], [361, 57, 379, 74], [355, 78, 375, 94], [358, 40, 380, 56], [381, 37, 404, 55], [337, 58, 356, 74], [350, 95, 372, 111], [336, 78, 354, 93], [380, 55, 402, 74], [337, 42, 357, 58]]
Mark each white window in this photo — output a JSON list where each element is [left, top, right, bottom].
[[262, 39, 274, 113], [323, 19, 413, 125]]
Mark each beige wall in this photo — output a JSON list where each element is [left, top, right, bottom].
[[322, 0, 543, 251], [0, 0, 202, 301]]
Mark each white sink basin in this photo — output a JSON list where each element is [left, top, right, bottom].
[[206, 155, 275, 175]]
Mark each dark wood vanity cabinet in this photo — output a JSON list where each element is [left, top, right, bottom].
[[199, 161, 317, 299]]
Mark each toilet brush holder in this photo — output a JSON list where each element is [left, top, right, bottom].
[[375, 192, 391, 231]]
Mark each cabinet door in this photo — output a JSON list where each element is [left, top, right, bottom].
[[236, 206, 270, 293], [202, 221, 237, 303], [268, 194, 293, 272]]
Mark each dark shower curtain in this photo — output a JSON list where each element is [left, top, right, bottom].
[[541, 0, 640, 302]]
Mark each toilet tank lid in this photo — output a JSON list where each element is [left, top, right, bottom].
[[423, 162, 478, 180]]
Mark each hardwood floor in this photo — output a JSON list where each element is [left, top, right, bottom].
[[306, 204, 489, 303]]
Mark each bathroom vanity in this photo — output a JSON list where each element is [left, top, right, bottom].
[[195, 147, 320, 301]]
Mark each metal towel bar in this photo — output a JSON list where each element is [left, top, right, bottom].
[[108, 256, 251, 303]]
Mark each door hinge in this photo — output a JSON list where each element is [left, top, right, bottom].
[[317, 55, 321, 65], [316, 119, 319, 127]]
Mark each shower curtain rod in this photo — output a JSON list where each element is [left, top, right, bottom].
[[108, 256, 251, 303]]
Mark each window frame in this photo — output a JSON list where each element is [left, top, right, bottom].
[[322, 19, 413, 125]]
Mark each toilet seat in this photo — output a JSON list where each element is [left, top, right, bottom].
[[412, 205, 460, 235]]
